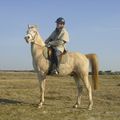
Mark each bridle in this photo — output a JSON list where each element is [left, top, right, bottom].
[[27, 30, 44, 48], [28, 31, 37, 42]]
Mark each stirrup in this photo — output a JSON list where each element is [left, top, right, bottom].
[[51, 69, 59, 75]]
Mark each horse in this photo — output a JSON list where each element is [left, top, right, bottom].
[[24, 25, 99, 110]]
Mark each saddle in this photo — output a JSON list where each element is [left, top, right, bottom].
[[43, 47, 68, 64]]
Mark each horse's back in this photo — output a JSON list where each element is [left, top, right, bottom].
[[58, 51, 89, 75], [67, 51, 88, 64], [68, 52, 89, 72]]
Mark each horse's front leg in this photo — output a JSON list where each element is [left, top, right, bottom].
[[38, 79, 46, 108], [37, 72, 46, 108]]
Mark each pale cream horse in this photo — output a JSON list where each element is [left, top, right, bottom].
[[24, 25, 99, 110]]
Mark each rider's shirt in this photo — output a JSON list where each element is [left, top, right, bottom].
[[46, 28, 69, 53]]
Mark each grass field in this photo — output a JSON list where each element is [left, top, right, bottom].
[[0, 72, 120, 120]]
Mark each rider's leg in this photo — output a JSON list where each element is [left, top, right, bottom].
[[51, 49, 61, 74], [55, 49, 61, 73]]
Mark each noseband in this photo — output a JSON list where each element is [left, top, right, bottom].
[[27, 31, 44, 48], [28, 31, 37, 41]]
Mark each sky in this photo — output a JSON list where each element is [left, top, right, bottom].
[[0, 0, 120, 71]]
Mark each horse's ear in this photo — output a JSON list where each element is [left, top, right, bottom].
[[28, 24, 31, 28], [34, 25, 38, 29]]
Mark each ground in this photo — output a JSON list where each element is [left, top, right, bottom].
[[0, 72, 120, 120]]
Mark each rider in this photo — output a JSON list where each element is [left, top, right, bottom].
[[45, 17, 69, 75]]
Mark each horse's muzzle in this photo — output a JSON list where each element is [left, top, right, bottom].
[[24, 36, 30, 43]]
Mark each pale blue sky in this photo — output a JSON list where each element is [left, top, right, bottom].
[[0, 0, 120, 71]]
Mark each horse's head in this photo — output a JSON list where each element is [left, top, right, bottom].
[[24, 25, 38, 44]]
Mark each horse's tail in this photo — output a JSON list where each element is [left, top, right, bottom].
[[85, 54, 99, 90]]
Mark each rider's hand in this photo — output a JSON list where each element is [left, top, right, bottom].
[[49, 42, 52, 45], [46, 42, 51, 47]]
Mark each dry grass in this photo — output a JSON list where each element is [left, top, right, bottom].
[[0, 72, 120, 120]]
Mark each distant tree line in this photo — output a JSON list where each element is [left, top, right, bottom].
[[98, 70, 120, 75], [89, 70, 120, 75], [0, 70, 120, 75]]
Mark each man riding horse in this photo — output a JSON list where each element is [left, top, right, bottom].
[[24, 23, 98, 110], [45, 17, 69, 75]]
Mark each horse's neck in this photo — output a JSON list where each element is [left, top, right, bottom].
[[31, 33, 45, 58], [34, 32, 45, 46]]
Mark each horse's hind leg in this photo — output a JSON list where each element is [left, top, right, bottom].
[[82, 74, 93, 110], [73, 74, 83, 108]]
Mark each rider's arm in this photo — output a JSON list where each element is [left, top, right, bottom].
[[49, 39, 66, 46], [45, 31, 55, 44], [49, 30, 69, 46]]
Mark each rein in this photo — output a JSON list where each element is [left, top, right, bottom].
[[33, 42, 45, 48], [30, 31, 45, 48]]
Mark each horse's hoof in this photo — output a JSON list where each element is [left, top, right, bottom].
[[38, 103, 43, 109], [38, 105, 42, 109], [73, 104, 78, 108], [88, 104, 93, 110], [88, 107, 92, 111]]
